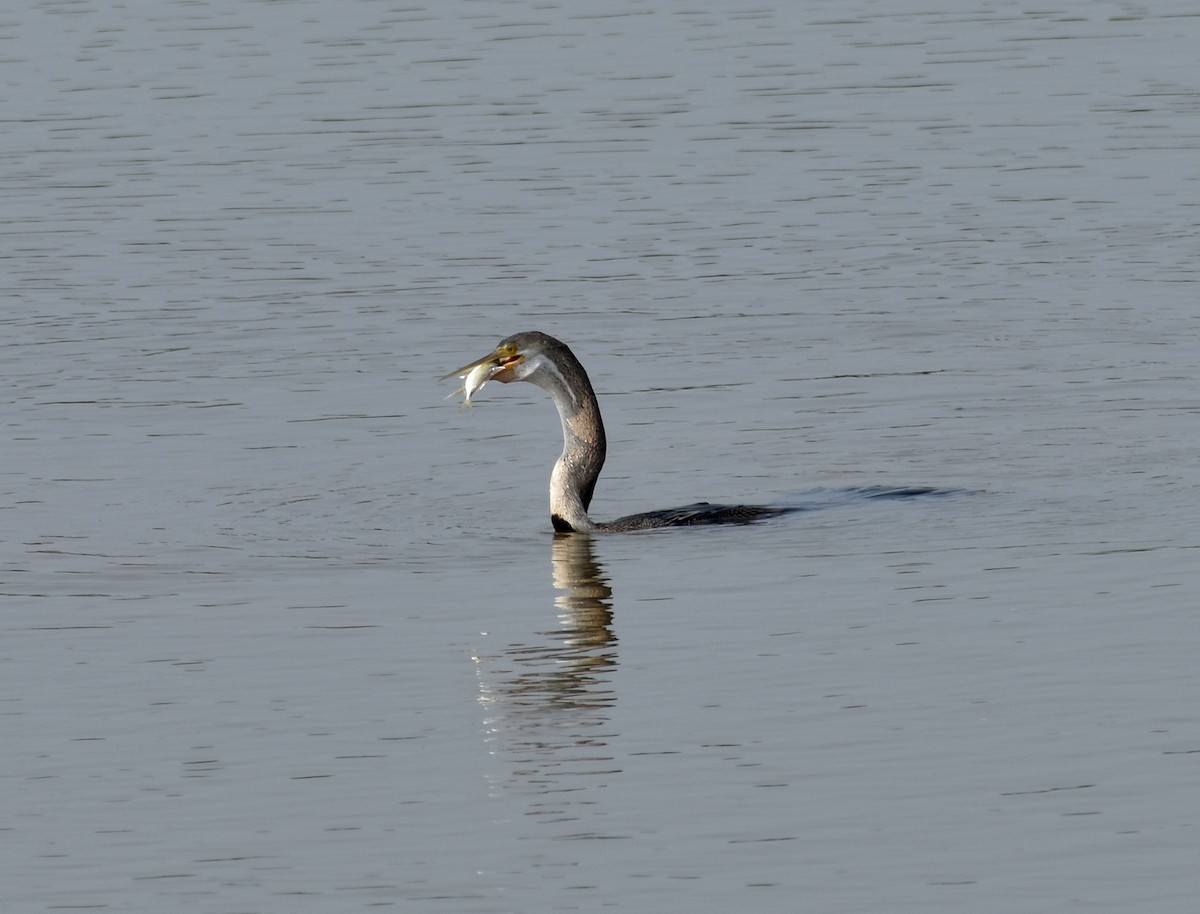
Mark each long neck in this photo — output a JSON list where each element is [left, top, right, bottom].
[[525, 344, 606, 533]]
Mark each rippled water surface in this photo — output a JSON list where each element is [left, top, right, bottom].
[[5, 1, 1199, 911]]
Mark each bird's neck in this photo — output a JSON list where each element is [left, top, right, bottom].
[[551, 458, 598, 532], [540, 359, 606, 533]]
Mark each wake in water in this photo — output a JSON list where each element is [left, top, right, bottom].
[[774, 486, 970, 514]]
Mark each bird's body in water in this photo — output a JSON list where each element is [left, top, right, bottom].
[[443, 331, 946, 532], [442, 331, 789, 532]]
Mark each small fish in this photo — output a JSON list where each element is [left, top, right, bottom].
[[444, 360, 496, 407]]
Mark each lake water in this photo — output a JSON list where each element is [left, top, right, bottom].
[[4, 0, 1199, 911]]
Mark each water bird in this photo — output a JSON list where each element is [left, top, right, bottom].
[[442, 330, 802, 533]]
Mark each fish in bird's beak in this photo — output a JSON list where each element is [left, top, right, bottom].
[[440, 344, 523, 406]]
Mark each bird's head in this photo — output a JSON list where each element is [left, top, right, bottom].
[[441, 331, 572, 405]]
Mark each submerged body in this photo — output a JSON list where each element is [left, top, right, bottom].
[[442, 331, 783, 532]]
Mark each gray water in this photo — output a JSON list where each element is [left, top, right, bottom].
[[5, 1, 1199, 911]]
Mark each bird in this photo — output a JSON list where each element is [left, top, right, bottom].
[[442, 331, 787, 533]]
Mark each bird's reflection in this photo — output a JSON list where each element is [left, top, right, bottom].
[[476, 534, 620, 821], [546, 531, 616, 653]]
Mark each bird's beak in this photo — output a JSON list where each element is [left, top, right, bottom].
[[439, 351, 502, 383]]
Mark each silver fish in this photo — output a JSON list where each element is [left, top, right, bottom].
[[443, 359, 497, 407]]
